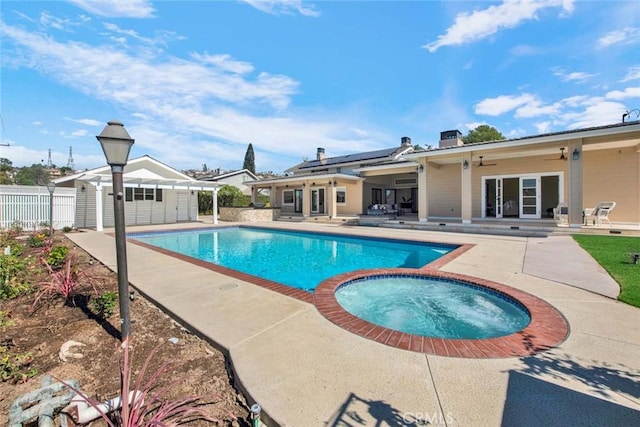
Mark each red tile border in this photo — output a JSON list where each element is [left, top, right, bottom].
[[313, 268, 569, 359], [124, 227, 568, 358]]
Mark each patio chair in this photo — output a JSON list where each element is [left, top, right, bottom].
[[583, 201, 616, 227], [553, 202, 569, 225]]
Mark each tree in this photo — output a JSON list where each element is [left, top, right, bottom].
[[0, 157, 12, 172], [217, 185, 246, 207], [242, 143, 255, 174], [14, 164, 51, 185], [463, 125, 505, 144]]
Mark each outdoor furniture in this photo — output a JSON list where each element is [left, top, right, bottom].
[[583, 201, 616, 227], [553, 202, 569, 225]]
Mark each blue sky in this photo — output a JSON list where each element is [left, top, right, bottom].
[[1, 0, 639, 173]]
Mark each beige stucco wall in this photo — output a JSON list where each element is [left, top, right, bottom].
[[427, 164, 462, 217], [583, 146, 639, 223], [337, 180, 363, 215]]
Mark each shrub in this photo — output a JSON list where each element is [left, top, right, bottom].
[[0, 251, 29, 299], [0, 346, 37, 384], [28, 231, 47, 248], [90, 291, 118, 319], [62, 226, 73, 233], [46, 245, 69, 269]]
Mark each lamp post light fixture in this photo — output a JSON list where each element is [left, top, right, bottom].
[[46, 181, 56, 237], [96, 120, 135, 341]]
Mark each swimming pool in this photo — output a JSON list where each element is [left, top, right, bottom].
[[129, 226, 457, 291], [335, 275, 531, 339]]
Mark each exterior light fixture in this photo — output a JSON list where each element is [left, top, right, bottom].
[[463, 160, 469, 169], [96, 119, 135, 341], [46, 181, 56, 236], [81, 185, 86, 192], [572, 148, 580, 160], [418, 164, 424, 173]]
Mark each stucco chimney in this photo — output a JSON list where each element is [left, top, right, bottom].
[[401, 136, 412, 147], [439, 130, 463, 148], [317, 147, 326, 161]]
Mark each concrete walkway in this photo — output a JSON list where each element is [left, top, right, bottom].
[[66, 222, 640, 426]]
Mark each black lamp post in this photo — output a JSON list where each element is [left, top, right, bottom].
[[96, 120, 135, 341], [46, 182, 55, 237]]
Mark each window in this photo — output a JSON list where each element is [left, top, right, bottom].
[[336, 187, 346, 205], [283, 190, 294, 204], [126, 187, 161, 201]]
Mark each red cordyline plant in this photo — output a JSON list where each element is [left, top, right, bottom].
[[32, 255, 83, 307], [63, 337, 223, 426]]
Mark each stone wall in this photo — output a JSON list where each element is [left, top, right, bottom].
[[219, 207, 280, 222]]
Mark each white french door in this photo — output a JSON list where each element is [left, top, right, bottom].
[[519, 177, 541, 219], [311, 188, 325, 214]]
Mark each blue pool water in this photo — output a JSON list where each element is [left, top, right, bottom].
[[335, 275, 531, 339], [129, 227, 456, 291]]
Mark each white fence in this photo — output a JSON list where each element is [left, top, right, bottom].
[[0, 185, 77, 230]]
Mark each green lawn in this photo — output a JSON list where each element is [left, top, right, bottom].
[[573, 235, 640, 308]]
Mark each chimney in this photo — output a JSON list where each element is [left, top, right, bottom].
[[400, 136, 412, 147], [439, 130, 463, 148], [317, 147, 326, 161]]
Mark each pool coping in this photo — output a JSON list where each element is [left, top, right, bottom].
[[314, 268, 569, 358], [125, 228, 569, 359]]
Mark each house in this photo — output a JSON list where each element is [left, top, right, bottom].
[[247, 120, 640, 227], [404, 121, 640, 227], [199, 168, 259, 195], [54, 155, 221, 231], [247, 137, 415, 218]]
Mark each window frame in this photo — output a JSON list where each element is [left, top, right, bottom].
[[283, 189, 294, 205], [336, 186, 346, 205]]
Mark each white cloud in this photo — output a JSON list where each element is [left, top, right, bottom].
[[423, 0, 574, 52], [605, 87, 640, 100], [68, 0, 155, 18], [241, 0, 320, 17], [534, 121, 552, 134], [474, 93, 537, 116], [561, 101, 626, 129], [463, 121, 487, 130], [32, 121, 43, 126], [71, 129, 89, 137], [191, 53, 255, 75], [596, 27, 640, 48], [621, 66, 640, 82], [65, 117, 102, 126], [552, 68, 596, 83], [515, 100, 562, 118]]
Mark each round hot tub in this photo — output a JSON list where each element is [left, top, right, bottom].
[[314, 269, 569, 358], [335, 275, 530, 339]]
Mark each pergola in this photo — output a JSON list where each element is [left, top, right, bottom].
[[76, 173, 221, 231]]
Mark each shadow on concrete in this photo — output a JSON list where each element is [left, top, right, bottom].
[[325, 393, 422, 426], [501, 371, 640, 426], [503, 352, 640, 426], [518, 351, 640, 400]]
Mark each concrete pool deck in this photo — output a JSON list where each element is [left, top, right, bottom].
[[66, 221, 640, 426]]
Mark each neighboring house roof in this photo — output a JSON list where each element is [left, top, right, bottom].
[[199, 168, 258, 182]]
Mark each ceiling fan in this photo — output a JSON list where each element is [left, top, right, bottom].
[[545, 147, 568, 161], [476, 155, 496, 167]]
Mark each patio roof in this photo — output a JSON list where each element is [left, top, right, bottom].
[[245, 172, 364, 187]]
